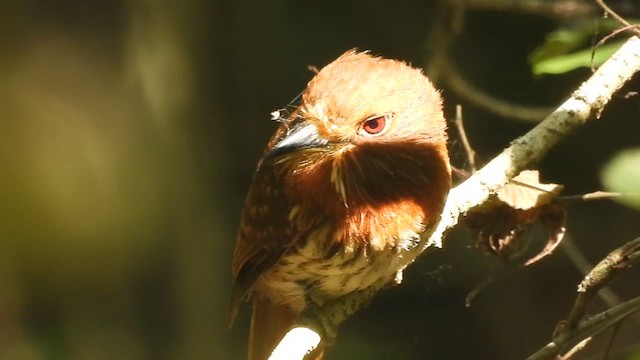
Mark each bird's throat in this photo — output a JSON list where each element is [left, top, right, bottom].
[[283, 142, 450, 252]]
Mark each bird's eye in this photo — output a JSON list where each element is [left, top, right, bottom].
[[362, 115, 388, 135]]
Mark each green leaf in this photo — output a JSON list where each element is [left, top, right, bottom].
[[532, 40, 625, 75], [529, 18, 639, 76], [529, 28, 592, 65], [601, 147, 640, 210]]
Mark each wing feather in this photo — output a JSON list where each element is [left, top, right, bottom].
[[228, 123, 298, 326]]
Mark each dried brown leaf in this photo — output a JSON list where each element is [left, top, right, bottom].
[[464, 170, 566, 264]]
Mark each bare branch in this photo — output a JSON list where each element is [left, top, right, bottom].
[[561, 237, 625, 308], [562, 236, 640, 330], [526, 297, 640, 360], [560, 237, 640, 333], [526, 236, 640, 359]]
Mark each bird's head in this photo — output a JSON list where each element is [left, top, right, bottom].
[[265, 50, 451, 225]]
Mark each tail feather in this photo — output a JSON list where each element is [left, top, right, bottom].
[[248, 297, 325, 360], [249, 297, 296, 360]]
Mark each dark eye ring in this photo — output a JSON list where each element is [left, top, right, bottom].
[[362, 115, 388, 135]]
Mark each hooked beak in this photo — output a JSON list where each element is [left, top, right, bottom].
[[266, 122, 328, 160]]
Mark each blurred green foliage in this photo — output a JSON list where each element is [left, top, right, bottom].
[[602, 147, 640, 210], [528, 19, 638, 75], [531, 40, 624, 75]]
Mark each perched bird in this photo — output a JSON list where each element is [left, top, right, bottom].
[[229, 50, 451, 360]]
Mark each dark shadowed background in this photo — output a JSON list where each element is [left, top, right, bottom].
[[0, 1, 639, 359]]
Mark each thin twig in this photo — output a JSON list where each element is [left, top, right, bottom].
[[527, 297, 640, 360], [534, 236, 640, 359], [559, 191, 625, 202], [602, 320, 623, 360], [465, 263, 520, 307], [595, 0, 640, 36], [592, 26, 640, 72], [453, 104, 477, 172], [561, 236, 624, 308], [442, 61, 555, 122], [424, 0, 466, 83], [562, 237, 640, 331], [591, 1, 640, 73], [559, 237, 640, 333]]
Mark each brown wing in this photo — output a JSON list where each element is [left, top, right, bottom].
[[227, 125, 297, 326]]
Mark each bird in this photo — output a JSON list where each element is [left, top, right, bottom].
[[228, 50, 451, 360]]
